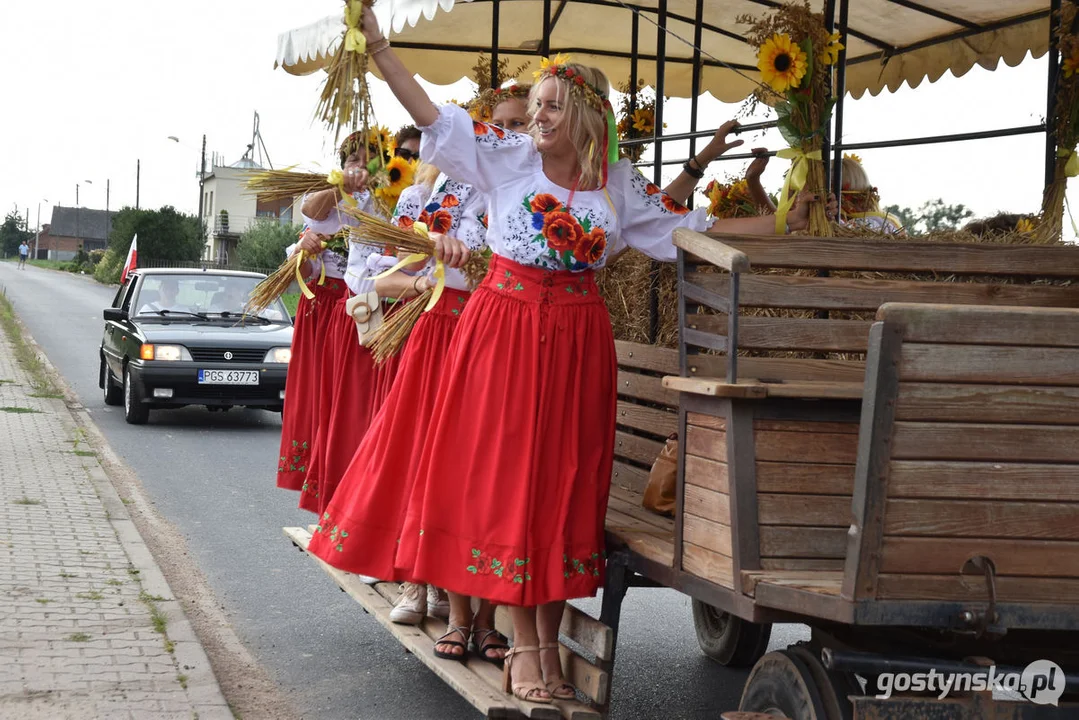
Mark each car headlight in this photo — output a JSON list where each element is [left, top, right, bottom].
[[140, 344, 191, 361], [264, 347, 292, 364]]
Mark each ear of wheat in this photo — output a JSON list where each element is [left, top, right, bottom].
[[367, 292, 431, 363], [241, 169, 333, 203]]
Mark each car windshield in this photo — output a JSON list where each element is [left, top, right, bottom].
[[133, 274, 287, 322]]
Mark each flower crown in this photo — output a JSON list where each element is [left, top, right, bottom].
[[469, 83, 532, 121], [533, 54, 609, 114], [843, 152, 863, 165]]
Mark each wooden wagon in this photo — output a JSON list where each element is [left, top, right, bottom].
[[276, 1, 1079, 718]]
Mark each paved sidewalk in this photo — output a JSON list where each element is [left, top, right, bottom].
[[0, 323, 231, 718]]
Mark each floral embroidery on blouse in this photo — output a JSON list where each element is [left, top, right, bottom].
[[467, 548, 532, 583], [523, 192, 608, 270], [634, 173, 690, 215]]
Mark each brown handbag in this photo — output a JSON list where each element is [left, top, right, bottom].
[[642, 433, 678, 517]]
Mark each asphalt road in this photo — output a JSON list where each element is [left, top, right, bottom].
[[0, 261, 807, 719]]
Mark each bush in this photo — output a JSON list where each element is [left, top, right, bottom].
[[93, 248, 124, 285], [88, 249, 105, 266], [235, 218, 302, 270]]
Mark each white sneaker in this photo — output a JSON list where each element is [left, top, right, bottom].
[[357, 574, 380, 585], [389, 582, 426, 625], [427, 585, 450, 619]]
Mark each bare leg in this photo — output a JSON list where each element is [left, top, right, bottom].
[[472, 600, 509, 662], [507, 606, 550, 701], [434, 591, 474, 658], [537, 600, 574, 697]]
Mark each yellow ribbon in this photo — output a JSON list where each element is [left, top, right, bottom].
[[1058, 147, 1079, 178], [294, 251, 323, 300], [774, 147, 822, 234], [369, 222, 446, 312], [343, 0, 366, 53], [326, 169, 359, 208]]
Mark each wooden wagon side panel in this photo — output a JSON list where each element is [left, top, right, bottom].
[[682, 412, 734, 588]]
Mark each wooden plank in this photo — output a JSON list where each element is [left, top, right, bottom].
[[684, 483, 731, 526], [879, 537, 1079, 577], [683, 280, 731, 313], [613, 430, 663, 466], [753, 419, 859, 434], [742, 570, 844, 598], [687, 272, 1079, 312], [611, 531, 675, 568], [892, 422, 1079, 463], [556, 645, 609, 707], [681, 542, 734, 589], [687, 412, 726, 431], [687, 354, 866, 383], [674, 227, 750, 272], [683, 513, 733, 557], [753, 582, 851, 622], [888, 461, 1079, 501], [610, 460, 650, 495], [662, 376, 767, 398], [895, 383, 1079, 425], [684, 454, 729, 494], [685, 425, 726, 462], [606, 490, 675, 533], [763, 382, 866, 400], [559, 605, 613, 662], [876, 574, 1079, 604], [617, 370, 679, 407], [760, 558, 845, 571], [757, 494, 850, 527], [756, 462, 855, 496], [616, 400, 677, 437], [605, 505, 673, 539], [689, 314, 873, 353], [883, 499, 1079, 540], [899, 344, 1079, 386], [727, 402, 761, 580], [616, 340, 679, 374], [754, 430, 859, 465], [683, 327, 729, 353], [878, 302, 1079, 347], [283, 527, 543, 720], [718, 236, 1079, 277], [759, 526, 848, 559]]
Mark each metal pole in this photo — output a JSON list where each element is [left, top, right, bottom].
[[830, 0, 850, 196], [490, 0, 500, 88], [649, 0, 668, 345], [106, 179, 111, 243], [34, 203, 41, 259], [199, 134, 206, 235], [688, 0, 703, 193], [541, 0, 551, 57], [820, 0, 838, 192], [1047, 0, 1063, 189], [629, 11, 639, 119], [136, 159, 141, 209]]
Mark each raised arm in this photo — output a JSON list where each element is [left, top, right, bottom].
[[744, 149, 777, 212], [361, 4, 438, 127], [663, 119, 745, 205]]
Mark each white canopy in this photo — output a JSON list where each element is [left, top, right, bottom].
[[274, 1, 1050, 101]]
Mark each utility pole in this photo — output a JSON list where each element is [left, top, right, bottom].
[[198, 134, 206, 225], [106, 179, 111, 242], [136, 159, 141, 209]]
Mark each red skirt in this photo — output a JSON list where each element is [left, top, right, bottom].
[[308, 287, 471, 578], [299, 296, 402, 514], [276, 279, 346, 491], [396, 256, 616, 606]]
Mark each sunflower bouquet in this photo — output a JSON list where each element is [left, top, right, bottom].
[[616, 80, 663, 163], [741, 1, 843, 236], [704, 178, 761, 219], [1036, 1, 1079, 242]]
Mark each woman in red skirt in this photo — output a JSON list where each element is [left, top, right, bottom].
[[310, 91, 531, 665], [296, 129, 421, 515], [358, 6, 815, 704]]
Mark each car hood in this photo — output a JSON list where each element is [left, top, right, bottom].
[[138, 321, 293, 348]]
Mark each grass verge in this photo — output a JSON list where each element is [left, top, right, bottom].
[[0, 288, 63, 398]]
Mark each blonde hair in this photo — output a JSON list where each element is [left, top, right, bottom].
[[528, 63, 610, 190], [840, 157, 880, 213]]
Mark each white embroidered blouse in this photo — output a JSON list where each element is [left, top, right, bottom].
[[418, 103, 712, 272], [296, 189, 397, 295], [391, 173, 489, 292]]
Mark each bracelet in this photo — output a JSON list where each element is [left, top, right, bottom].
[[412, 275, 422, 294], [682, 159, 705, 180], [369, 37, 391, 55]]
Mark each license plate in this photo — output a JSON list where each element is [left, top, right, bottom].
[[198, 369, 260, 385]]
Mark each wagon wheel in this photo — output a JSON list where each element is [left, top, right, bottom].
[[691, 599, 772, 667], [786, 645, 858, 720], [738, 650, 835, 720]]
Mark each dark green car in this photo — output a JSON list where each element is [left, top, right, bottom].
[[99, 268, 294, 424]]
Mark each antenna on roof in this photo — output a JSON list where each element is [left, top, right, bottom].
[[242, 111, 274, 170]]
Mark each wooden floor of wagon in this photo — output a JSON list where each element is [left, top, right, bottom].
[[285, 526, 607, 720]]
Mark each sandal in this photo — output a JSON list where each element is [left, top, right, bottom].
[[539, 643, 577, 700], [502, 646, 552, 704], [433, 625, 469, 663], [471, 626, 510, 665]]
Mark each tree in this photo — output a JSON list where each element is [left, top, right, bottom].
[[883, 198, 974, 235], [235, 218, 303, 270], [94, 206, 206, 284], [1, 210, 32, 257]]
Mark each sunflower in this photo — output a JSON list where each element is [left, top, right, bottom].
[[631, 108, 655, 135], [385, 156, 415, 193], [818, 31, 844, 66], [534, 53, 572, 79], [1016, 217, 1037, 234], [757, 33, 808, 93], [1064, 48, 1079, 78]]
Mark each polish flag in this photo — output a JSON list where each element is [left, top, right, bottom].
[[121, 234, 138, 283]]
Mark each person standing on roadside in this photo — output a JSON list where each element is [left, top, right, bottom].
[[18, 241, 30, 269]]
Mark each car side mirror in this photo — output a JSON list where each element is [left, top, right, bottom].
[[104, 308, 129, 322]]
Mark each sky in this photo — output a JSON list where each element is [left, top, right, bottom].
[[0, 1, 1069, 240]]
